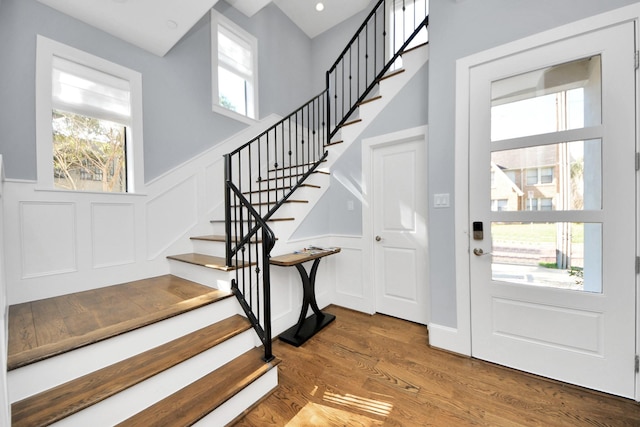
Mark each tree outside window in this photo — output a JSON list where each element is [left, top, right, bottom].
[[52, 110, 126, 192]]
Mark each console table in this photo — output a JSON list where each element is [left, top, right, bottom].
[[270, 247, 340, 346]]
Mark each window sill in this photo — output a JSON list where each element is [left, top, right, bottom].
[[34, 187, 147, 197], [212, 104, 258, 125]]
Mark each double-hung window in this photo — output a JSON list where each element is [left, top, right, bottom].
[[211, 10, 258, 123], [36, 36, 144, 193]]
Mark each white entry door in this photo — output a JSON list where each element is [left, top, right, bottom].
[[469, 22, 636, 397], [371, 132, 429, 324]]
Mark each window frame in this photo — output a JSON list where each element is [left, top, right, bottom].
[[210, 9, 259, 124], [35, 35, 144, 193]]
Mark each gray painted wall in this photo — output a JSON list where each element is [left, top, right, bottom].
[[0, 0, 313, 181], [310, 4, 372, 94], [293, 58, 429, 238], [427, 0, 639, 328]]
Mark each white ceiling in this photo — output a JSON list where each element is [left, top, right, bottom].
[[36, 0, 371, 57], [272, 0, 370, 39], [37, 0, 220, 57]]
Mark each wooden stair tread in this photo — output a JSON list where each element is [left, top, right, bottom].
[[242, 183, 321, 195], [117, 347, 281, 427], [210, 217, 295, 224], [257, 170, 329, 183], [190, 235, 277, 243], [339, 118, 362, 128], [268, 159, 327, 173], [358, 94, 382, 106], [402, 41, 428, 55], [11, 315, 252, 427], [379, 68, 405, 82], [7, 275, 230, 370], [325, 140, 343, 147], [167, 253, 254, 271], [231, 199, 308, 208]]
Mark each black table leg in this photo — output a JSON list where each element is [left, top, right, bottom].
[[278, 258, 336, 346]]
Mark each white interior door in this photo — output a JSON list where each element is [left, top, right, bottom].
[[469, 22, 636, 398], [372, 135, 429, 324]]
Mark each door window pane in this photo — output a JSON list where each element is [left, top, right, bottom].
[[491, 56, 601, 141], [491, 222, 601, 293], [491, 140, 601, 211]]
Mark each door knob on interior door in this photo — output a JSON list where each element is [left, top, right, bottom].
[[375, 235, 382, 242]]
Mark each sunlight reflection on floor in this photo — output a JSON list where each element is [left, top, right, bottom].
[[285, 402, 384, 426], [284, 390, 393, 426], [323, 392, 393, 417]]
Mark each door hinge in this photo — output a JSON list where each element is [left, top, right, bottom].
[[635, 51, 639, 70], [636, 256, 640, 274], [635, 355, 639, 373], [636, 153, 640, 171]]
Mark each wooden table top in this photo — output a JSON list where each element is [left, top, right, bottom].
[[270, 248, 341, 266]]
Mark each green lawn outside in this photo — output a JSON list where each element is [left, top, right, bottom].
[[491, 223, 584, 244]]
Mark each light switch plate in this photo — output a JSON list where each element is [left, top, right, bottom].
[[434, 193, 450, 208]]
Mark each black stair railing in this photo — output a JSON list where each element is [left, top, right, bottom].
[[327, 0, 429, 139], [224, 90, 328, 362], [224, 0, 429, 363]]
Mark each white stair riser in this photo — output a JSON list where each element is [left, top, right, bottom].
[[8, 298, 239, 402], [191, 239, 227, 258], [194, 367, 278, 427], [168, 259, 235, 290], [50, 330, 257, 427]]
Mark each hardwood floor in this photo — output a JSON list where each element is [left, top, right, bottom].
[[232, 305, 640, 426]]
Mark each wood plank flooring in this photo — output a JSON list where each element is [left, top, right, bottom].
[[231, 306, 640, 426], [8, 275, 230, 369]]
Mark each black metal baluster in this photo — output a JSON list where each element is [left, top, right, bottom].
[[325, 73, 331, 145], [403, 0, 406, 52], [288, 115, 293, 191], [281, 125, 286, 200], [265, 133, 270, 219]]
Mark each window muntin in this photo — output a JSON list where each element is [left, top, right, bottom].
[[491, 56, 601, 142], [36, 36, 144, 193], [211, 10, 258, 122]]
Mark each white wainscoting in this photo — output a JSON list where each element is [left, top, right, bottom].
[[91, 203, 136, 269], [0, 156, 11, 427], [2, 115, 281, 304], [20, 201, 77, 278], [145, 176, 199, 260]]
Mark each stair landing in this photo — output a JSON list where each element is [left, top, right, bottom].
[[7, 275, 231, 370]]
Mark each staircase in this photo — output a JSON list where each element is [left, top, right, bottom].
[[222, 0, 429, 364], [6, 0, 428, 425]]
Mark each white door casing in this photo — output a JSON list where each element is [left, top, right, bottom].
[[468, 22, 636, 398], [363, 126, 429, 325]]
